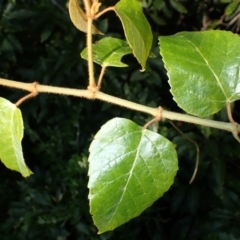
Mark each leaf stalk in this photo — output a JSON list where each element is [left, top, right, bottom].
[[94, 6, 115, 19]]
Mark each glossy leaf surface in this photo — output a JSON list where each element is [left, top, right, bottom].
[[159, 30, 240, 117], [115, 0, 153, 70], [0, 98, 32, 177], [69, 0, 102, 34], [88, 118, 178, 233], [81, 37, 132, 67]]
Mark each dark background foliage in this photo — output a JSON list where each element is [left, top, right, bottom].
[[0, 0, 240, 239]]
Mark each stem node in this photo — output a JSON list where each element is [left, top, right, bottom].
[[144, 107, 163, 129]]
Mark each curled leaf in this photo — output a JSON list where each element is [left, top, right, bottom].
[[68, 0, 103, 34]]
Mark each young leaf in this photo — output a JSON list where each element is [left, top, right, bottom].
[[0, 97, 32, 177], [159, 30, 240, 117], [88, 118, 178, 233], [81, 37, 132, 67], [68, 0, 102, 34], [115, 0, 153, 70]]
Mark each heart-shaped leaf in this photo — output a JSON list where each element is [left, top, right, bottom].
[[0, 97, 32, 177], [88, 118, 178, 233], [81, 37, 132, 67], [115, 0, 153, 70], [159, 30, 240, 117], [69, 0, 102, 34]]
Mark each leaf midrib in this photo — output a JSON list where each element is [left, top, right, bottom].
[[183, 36, 228, 100], [105, 129, 145, 226]]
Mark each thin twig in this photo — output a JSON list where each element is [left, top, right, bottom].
[[226, 102, 235, 124], [83, 0, 91, 15], [86, 14, 96, 89], [0, 78, 240, 136], [144, 107, 163, 129], [15, 82, 38, 107], [97, 66, 107, 89], [226, 12, 240, 27], [169, 121, 200, 184], [94, 6, 115, 19]]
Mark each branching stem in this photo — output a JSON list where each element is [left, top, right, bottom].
[[227, 102, 235, 123], [144, 107, 163, 129], [1, 78, 239, 138], [97, 66, 107, 88], [94, 6, 115, 19], [83, 0, 91, 15], [15, 82, 38, 107]]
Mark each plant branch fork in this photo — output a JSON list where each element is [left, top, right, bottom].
[[0, 77, 239, 142]]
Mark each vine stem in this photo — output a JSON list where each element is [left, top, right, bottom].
[[15, 82, 38, 107], [0, 78, 240, 138], [169, 121, 200, 184], [87, 17, 96, 89], [83, 0, 96, 90]]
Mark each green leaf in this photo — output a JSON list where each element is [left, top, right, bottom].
[[225, 1, 239, 16], [41, 25, 54, 43], [0, 97, 32, 177], [68, 0, 102, 35], [159, 30, 240, 117], [170, 0, 187, 14], [115, 0, 153, 70], [81, 37, 132, 67], [88, 118, 178, 233]]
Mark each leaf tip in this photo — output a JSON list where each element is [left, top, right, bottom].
[[21, 168, 34, 178]]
